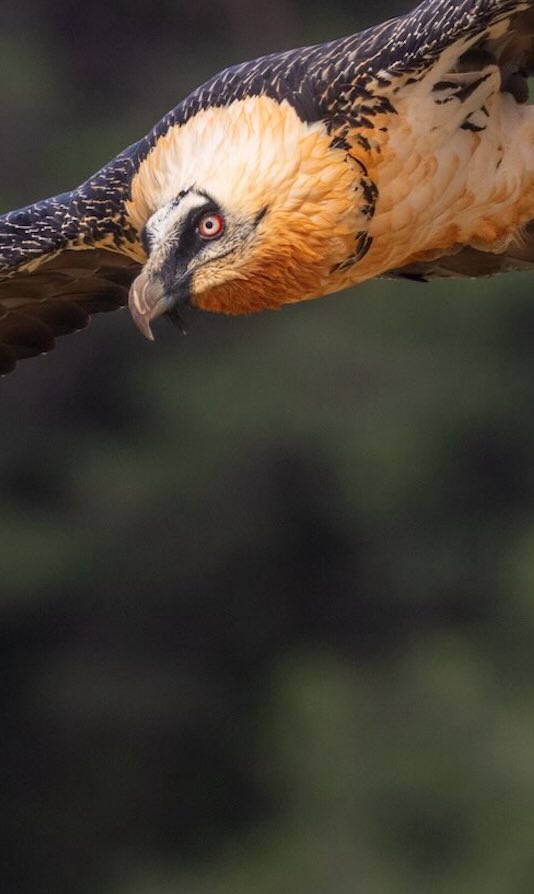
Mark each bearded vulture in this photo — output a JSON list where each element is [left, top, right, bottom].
[[1, 0, 534, 374]]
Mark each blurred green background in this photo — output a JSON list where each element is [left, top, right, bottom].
[[3, 1, 534, 892]]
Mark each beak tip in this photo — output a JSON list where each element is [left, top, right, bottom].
[[128, 272, 165, 342], [137, 314, 156, 342], [129, 305, 156, 342]]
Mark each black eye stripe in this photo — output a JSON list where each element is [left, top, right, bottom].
[[184, 202, 220, 232], [173, 201, 221, 258]]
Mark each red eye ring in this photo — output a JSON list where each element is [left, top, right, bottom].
[[197, 213, 225, 240]]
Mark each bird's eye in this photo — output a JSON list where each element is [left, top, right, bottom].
[[197, 213, 225, 240]]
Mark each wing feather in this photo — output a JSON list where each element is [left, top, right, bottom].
[[143, 0, 534, 138], [0, 149, 144, 375], [390, 223, 534, 280]]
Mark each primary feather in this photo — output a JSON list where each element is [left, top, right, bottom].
[[1, 0, 534, 374]]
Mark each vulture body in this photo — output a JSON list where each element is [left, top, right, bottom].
[[1, 0, 534, 373]]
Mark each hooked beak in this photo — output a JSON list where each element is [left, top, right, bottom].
[[128, 271, 168, 341], [128, 271, 191, 341]]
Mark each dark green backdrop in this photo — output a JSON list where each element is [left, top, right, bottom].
[[2, 2, 534, 892]]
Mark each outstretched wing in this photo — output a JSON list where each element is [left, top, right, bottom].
[[0, 150, 144, 375], [314, 0, 534, 111], [143, 1, 534, 133]]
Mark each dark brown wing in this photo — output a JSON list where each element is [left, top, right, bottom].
[[0, 249, 141, 375], [389, 224, 534, 282], [0, 150, 144, 375]]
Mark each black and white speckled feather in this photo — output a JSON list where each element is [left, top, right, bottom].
[[140, 0, 531, 150]]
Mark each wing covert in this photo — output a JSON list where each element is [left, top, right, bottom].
[[0, 148, 145, 375]]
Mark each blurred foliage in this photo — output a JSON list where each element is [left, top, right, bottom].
[[2, 2, 534, 893]]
